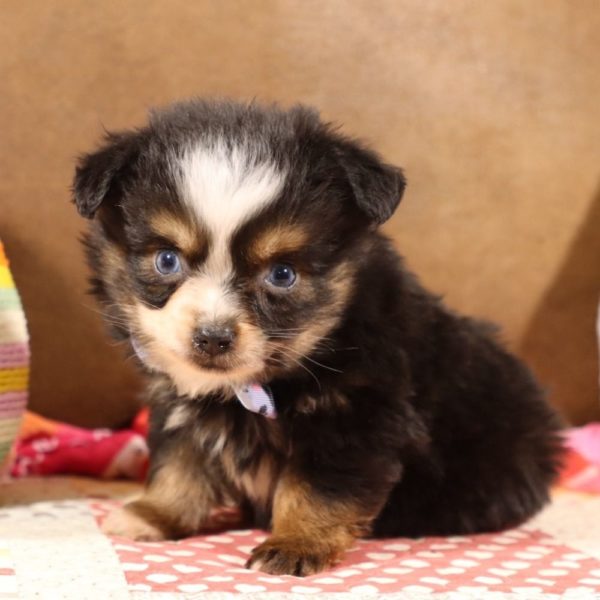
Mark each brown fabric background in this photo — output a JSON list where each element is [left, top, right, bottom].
[[1, 1, 599, 426]]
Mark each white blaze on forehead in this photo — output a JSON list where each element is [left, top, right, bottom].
[[177, 141, 285, 252], [175, 142, 285, 302]]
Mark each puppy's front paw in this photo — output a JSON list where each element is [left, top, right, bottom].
[[101, 506, 166, 542], [246, 536, 340, 576]]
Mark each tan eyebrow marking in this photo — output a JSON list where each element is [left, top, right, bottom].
[[249, 224, 309, 262], [150, 211, 205, 256]]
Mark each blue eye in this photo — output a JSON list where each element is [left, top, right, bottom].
[[155, 250, 181, 275], [266, 264, 297, 288]]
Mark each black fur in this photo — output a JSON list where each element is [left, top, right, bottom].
[[74, 99, 563, 574]]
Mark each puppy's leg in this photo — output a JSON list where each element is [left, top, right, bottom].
[[247, 472, 378, 576], [102, 442, 231, 541]]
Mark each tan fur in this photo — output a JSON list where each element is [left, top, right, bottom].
[[104, 442, 238, 540], [134, 278, 268, 397], [101, 505, 166, 541], [163, 404, 192, 431], [249, 224, 309, 263], [230, 452, 279, 512], [206, 421, 280, 513], [240, 456, 278, 509], [194, 418, 230, 457], [247, 471, 371, 575], [273, 261, 356, 372], [99, 241, 134, 304], [100, 241, 127, 276], [296, 390, 349, 414], [102, 224, 359, 402], [150, 211, 204, 256]]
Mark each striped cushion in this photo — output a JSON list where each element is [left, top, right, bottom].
[[0, 241, 29, 473]]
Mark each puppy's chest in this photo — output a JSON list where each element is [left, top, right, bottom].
[[193, 408, 287, 510]]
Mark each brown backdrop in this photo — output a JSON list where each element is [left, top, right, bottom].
[[1, 1, 599, 426]]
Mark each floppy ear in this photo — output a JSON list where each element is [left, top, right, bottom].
[[336, 138, 406, 225], [72, 131, 141, 219]]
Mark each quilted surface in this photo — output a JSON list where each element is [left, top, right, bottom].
[[1, 481, 600, 599]]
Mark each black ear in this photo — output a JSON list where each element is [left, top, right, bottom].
[[72, 131, 141, 219], [336, 138, 406, 225]]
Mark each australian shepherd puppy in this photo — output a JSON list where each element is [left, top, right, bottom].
[[73, 99, 562, 576]]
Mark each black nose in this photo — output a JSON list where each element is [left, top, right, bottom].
[[193, 326, 237, 357]]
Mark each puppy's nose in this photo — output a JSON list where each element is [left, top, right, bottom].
[[193, 326, 237, 356]]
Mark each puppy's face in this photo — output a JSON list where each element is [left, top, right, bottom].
[[74, 101, 405, 397]]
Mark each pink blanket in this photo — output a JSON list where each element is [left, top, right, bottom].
[[2, 430, 600, 597]]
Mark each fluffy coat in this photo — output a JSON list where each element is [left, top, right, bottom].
[[73, 99, 563, 576]]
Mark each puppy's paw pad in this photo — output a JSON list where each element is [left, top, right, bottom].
[[246, 538, 335, 576], [101, 507, 165, 541]]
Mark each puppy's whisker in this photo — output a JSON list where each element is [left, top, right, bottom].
[[267, 345, 322, 391], [311, 341, 338, 353], [105, 318, 132, 329], [304, 356, 343, 373], [106, 339, 129, 348], [266, 356, 288, 369], [266, 333, 338, 353], [123, 351, 140, 362], [265, 330, 305, 336], [267, 340, 344, 374], [289, 359, 322, 391], [85, 306, 131, 326], [140, 299, 161, 310], [98, 318, 132, 330], [282, 347, 344, 374]]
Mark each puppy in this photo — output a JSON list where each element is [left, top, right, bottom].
[[73, 99, 562, 576]]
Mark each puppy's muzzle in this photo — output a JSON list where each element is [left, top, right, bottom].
[[192, 324, 237, 357]]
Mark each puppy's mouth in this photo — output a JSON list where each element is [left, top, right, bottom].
[[130, 331, 292, 397], [190, 348, 292, 381], [132, 335, 241, 374], [187, 352, 238, 372], [184, 343, 292, 382]]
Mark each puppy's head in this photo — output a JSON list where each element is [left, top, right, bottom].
[[73, 100, 405, 397]]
